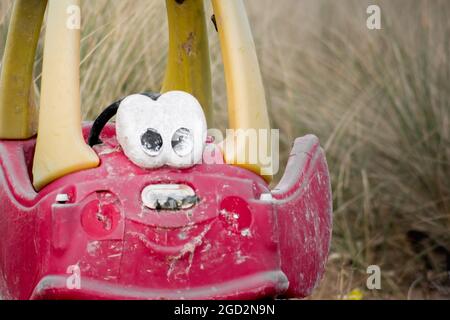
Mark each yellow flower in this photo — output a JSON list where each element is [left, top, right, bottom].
[[343, 289, 364, 300]]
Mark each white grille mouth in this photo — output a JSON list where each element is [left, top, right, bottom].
[[141, 184, 199, 211]]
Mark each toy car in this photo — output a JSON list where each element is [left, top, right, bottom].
[[0, 0, 332, 300]]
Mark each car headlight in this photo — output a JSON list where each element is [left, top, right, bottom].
[[116, 91, 207, 169]]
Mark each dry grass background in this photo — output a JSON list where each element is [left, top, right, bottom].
[[1, 0, 449, 299]]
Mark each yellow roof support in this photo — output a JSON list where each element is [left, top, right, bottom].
[[211, 0, 273, 181], [0, 0, 47, 139], [32, 0, 99, 190], [162, 0, 213, 125], [1, 0, 271, 188]]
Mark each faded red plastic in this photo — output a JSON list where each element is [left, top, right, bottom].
[[0, 124, 332, 300]]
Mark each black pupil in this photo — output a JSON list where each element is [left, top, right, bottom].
[[141, 129, 163, 154]]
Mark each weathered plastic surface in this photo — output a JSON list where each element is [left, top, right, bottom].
[[0, 124, 332, 300]]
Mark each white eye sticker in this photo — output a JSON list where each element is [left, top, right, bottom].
[[141, 128, 163, 157], [116, 94, 166, 169], [116, 91, 207, 169], [158, 91, 207, 168], [171, 127, 193, 157]]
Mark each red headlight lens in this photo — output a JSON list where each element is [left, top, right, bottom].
[[219, 196, 252, 233], [81, 193, 121, 238]]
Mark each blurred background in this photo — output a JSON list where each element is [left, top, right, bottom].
[[1, 0, 449, 299]]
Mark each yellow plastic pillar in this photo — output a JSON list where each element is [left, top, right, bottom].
[[33, 0, 99, 190], [211, 0, 272, 181], [162, 0, 213, 125], [0, 0, 47, 139]]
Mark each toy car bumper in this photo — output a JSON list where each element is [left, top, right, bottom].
[[31, 271, 288, 300]]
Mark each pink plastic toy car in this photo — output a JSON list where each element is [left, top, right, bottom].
[[0, 124, 332, 299], [0, 0, 332, 300]]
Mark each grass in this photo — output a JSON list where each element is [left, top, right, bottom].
[[1, 0, 449, 299]]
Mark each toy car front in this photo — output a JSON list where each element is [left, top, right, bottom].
[[30, 130, 288, 300]]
